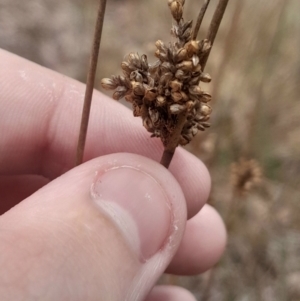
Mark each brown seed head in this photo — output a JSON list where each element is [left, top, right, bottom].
[[231, 158, 263, 195], [101, 0, 215, 148]]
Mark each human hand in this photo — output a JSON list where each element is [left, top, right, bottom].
[[0, 49, 226, 301]]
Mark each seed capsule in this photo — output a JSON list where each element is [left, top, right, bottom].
[[200, 73, 212, 83], [140, 54, 148, 71], [186, 100, 195, 111], [185, 40, 200, 56], [113, 90, 126, 100], [170, 104, 187, 114], [189, 85, 202, 96], [197, 124, 205, 131], [195, 114, 210, 122], [128, 53, 140, 66], [133, 83, 145, 96], [191, 127, 198, 136], [161, 62, 172, 73], [201, 92, 212, 103], [181, 91, 189, 101], [165, 89, 171, 97], [202, 39, 211, 52], [169, 80, 182, 92], [190, 76, 200, 85], [125, 94, 134, 103], [130, 70, 143, 83], [181, 28, 191, 41], [143, 117, 154, 132], [202, 122, 211, 128], [176, 60, 193, 71], [175, 69, 185, 80], [200, 104, 212, 116], [192, 54, 200, 67], [168, 0, 174, 6], [121, 61, 133, 75], [101, 78, 117, 90], [144, 89, 157, 101], [149, 108, 159, 124], [155, 40, 167, 53], [179, 136, 189, 145], [170, 1, 183, 22], [171, 91, 183, 102], [133, 105, 142, 117], [160, 72, 173, 85], [175, 48, 187, 63], [182, 133, 193, 142], [155, 50, 168, 61], [156, 95, 166, 106], [193, 64, 202, 74]]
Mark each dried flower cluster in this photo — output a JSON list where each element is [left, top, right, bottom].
[[231, 158, 263, 195], [101, 0, 213, 148]]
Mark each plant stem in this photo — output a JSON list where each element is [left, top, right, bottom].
[[200, 0, 229, 70], [160, 0, 229, 169], [160, 149, 175, 169], [75, 0, 107, 166], [160, 112, 188, 168], [192, 0, 211, 40]]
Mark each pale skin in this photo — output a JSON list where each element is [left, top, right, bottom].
[[0, 49, 226, 301]]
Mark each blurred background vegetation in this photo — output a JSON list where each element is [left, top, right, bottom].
[[1, 0, 299, 300]]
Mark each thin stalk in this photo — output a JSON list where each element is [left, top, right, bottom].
[[75, 0, 107, 166], [160, 0, 229, 168], [200, 0, 229, 70], [192, 0, 211, 40], [160, 112, 188, 168], [211, 0, 242, 100]]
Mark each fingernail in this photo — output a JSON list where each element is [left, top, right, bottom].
[[91, 166, 172, 261]]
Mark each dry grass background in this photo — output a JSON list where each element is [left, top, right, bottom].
[[1, 0, 300, 300]]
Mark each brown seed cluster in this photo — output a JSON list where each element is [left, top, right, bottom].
[[101, 0, 213, 147], [231, 158, 263, 195]]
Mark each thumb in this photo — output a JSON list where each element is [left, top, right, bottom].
[[0, 153, 187, 301]]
